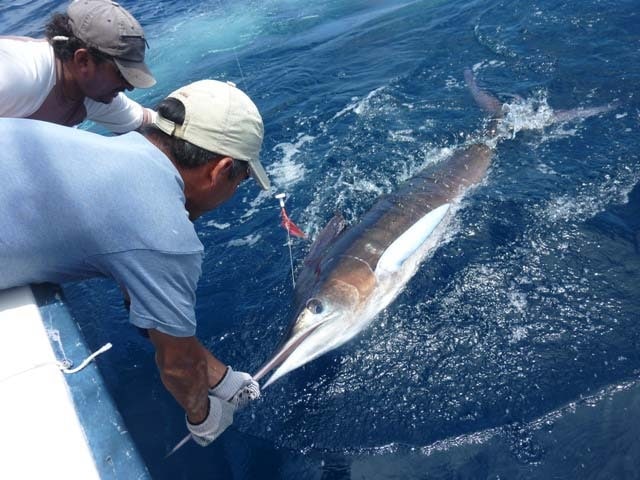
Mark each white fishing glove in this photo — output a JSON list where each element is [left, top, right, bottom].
[[209, 366, 260, 410], [186, 395, 234, 447]]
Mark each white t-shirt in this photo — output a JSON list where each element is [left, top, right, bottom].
[[0, 36, 150, 133]]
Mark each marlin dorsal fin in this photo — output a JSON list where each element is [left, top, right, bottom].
[[293, 213, 348, 311], [375, 203, 450, 275], [304, 212, 347, 267]]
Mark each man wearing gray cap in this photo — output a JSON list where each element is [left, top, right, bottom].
[[0, 0, 156, 133], [0, 80, 271, 445]]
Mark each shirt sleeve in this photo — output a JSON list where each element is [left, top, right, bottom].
[[84, 93, 147, 133], [0, 38, 55, 117], [97, 249, 203, 337]]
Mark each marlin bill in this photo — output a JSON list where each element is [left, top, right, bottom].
[[254, 69, 616, 388]]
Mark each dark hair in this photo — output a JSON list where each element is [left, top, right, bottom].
[[45, 13, 110, 64], [142, 97, 249, 179]]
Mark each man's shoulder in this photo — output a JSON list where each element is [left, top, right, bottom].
[[0, 36, 48, 44], [0, 117, 62, 137], [1, 117, 101, 141], [0, 36, 51, 58], [0, 38, 55, 117]]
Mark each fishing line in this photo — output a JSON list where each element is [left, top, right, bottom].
[[213, 0, 304, 288], [285, 228, 296, 289], [232, 50, 247, 89], [215, 0, 248, 89], [276, 193, 297, 288]]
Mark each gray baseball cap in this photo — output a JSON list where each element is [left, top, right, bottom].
[[67, 0, 156, 88]]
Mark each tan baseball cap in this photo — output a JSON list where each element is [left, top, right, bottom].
[[67, 0, 156, 88], [153, 80, 271, 190]]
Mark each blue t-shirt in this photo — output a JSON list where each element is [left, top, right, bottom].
[[0, 118, 204, 337]]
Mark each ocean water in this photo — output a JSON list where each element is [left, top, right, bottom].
[[3, 0, 640, 478]]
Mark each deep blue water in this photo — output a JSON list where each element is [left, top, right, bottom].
[[3, 0, 640, 478]]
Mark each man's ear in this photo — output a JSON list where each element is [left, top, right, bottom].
[[72, 48, 93, 71], [208, 157, 233, 185]]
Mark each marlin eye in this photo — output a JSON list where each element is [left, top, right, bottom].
[[306, 298, 324, 314]]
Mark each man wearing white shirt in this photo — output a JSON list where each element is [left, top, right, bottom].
[[0, 0, 156, 133]]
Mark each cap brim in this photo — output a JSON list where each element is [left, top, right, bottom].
[[248, 159, 271, 190], [114, 58, 156, 89]]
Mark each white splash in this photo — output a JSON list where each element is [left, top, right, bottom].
[[203, 220, 231, 230], [227, 233, 262, 247], [332, 86, 388, 119], [269, 134, 314, 188]]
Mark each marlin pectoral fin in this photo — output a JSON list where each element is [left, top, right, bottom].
[[376, 203, 450, 274]]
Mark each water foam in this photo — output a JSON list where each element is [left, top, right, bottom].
[[269, 134, 314, 187]]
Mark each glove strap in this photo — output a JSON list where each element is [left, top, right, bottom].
[[209, 366, 230, 390], [187, 397, 211, 427]]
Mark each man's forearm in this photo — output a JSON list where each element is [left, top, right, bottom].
[[148, 330, 210, 423], [158, 353, 209, 423]]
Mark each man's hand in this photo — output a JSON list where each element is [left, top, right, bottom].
[[209, 367, 260, 409], [187, 395, 234, 447]]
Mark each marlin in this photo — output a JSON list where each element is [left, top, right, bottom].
[[254, 70, 617, 388], [254, 70, 502, 387]]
